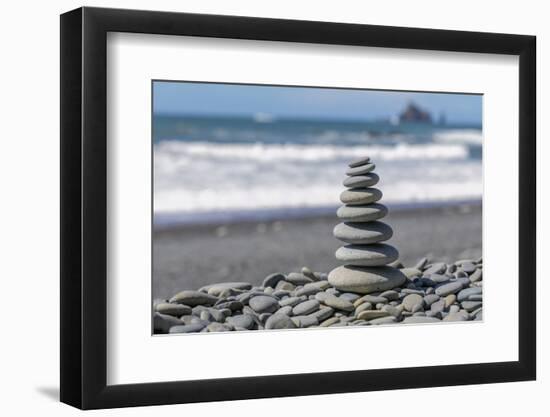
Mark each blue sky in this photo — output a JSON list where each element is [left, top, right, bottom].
[[153, 81, 482, 124]]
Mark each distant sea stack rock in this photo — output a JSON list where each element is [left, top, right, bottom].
[[328, 157, 406, 294], [399, 102, 432, 123]]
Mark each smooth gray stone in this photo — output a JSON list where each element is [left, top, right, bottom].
[[272, 290, 291, 298], [461, 262, 477, 274], [153, 313, 183, 333], [207, 308, 226, 322], [328, 265, 407, 294], [259, 313, 273, 324], [249, 295, 279, 314], [168, 323, 205, 333], [320, 317, 341, 327], [336, 204, 388, 222], [333, 221, 393, 244], [401, 288, 424, 296], [346, 163, 376, 176], [275, 281, 296, 291], [323, 294, 355, 312], [339, 292, 361, 302], [425, 310, 442, 319], [294, 285, 323, 297], [279, 296, 307, 307], [356, 310, 390, 321], [200, 310, 213, 322], [423, 294, 440, 307], [215, 300, 243, 312], [340, 187, 382, 206], [265, 314, 297, 330], [262, 273, 286, 289], [403, 294, 424, 312], [226, 314, 255, 330], [430, 299, 446, 314], [277, 305, 293, 315], [312, 307, 334, 321], [470, 269, 483, 282], [354, 302, 373, 314], [292, 299, 320, 315], [424, 262, 446, 275], [379, 290, 399, 301], [456, 277, 471, 287], [343, 173, 379, 188], [169, 290, 219, 307], [454, 270, 469, 278], [414, 257, 429, 270], [199, 282, 252, 296], [301, 266, 317, 280], [348, 156, 371, 168], [429, 273, 450, 284], [155, 303, 192, 317], [381, 304, 402, 318], [403, 316, 441, 324], [369, 316, 397, 325], [335, 243, 399, 266], [449, 305, 460, 314], [474, 308, 483, 320], [435, 281, 464, 297], [411, 303, 424, 313], [443, 311, 471, 322], [291, 315, 319, 328], [207, 322, 233, 332], [359, 294, 389, 304], [461, 301, 483, 312], [468, 294, 483, 301], [400, 268, 422, 279], [457, 287, 483, 302], [315, 292, 329, 303], [286, 272, 313, 285], [425, 287, 435, 295]]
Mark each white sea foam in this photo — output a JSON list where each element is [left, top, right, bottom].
[[154, 141, 481, 216], [433, 129, 483, 145]]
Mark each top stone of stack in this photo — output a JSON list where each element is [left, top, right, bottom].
[[328, 157, 406, 294]]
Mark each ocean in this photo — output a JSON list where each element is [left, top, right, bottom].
[[153, 115, 482, 226]]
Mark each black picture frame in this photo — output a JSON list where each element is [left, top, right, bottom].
[[60, 6, 536, 410]]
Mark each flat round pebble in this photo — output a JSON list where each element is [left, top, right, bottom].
[[402, 294, 424, 312], [155, 303, 192, 317], [335, 243, 399, 266], [329, 265, 407, 294], [340, 187, 382, 205], [262, 273, 286, 289], [323, 294, 355, 312], [348, 156, 371, 167], [226, 314, 255, 330], [435, 281, 464, 297], [343, 173, 379, 188], [292, 299, 320, 315], [265, 314, 297, 330], [346, 163, 376, 176], [249, 296, 279, 314], [336, 204, 388, 222], [169, 290, 219, 306], [333, 221, 393, 244]]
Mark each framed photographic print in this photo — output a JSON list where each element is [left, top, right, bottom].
[[60, 6, 536, 409]]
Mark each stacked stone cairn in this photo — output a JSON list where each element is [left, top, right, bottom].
[[328, 156, 407, 294], [153, 157, 483, 334]]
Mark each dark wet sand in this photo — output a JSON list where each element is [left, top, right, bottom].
[[153, 202, 482, 299]]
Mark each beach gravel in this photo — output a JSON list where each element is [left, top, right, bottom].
[[154, 255, 482, 334]]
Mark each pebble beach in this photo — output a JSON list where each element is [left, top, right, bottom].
[[154, 157, 482, 334], [154, 257, 483, 334]]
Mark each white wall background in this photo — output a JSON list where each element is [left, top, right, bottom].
[[0, 0, 545, 415]]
